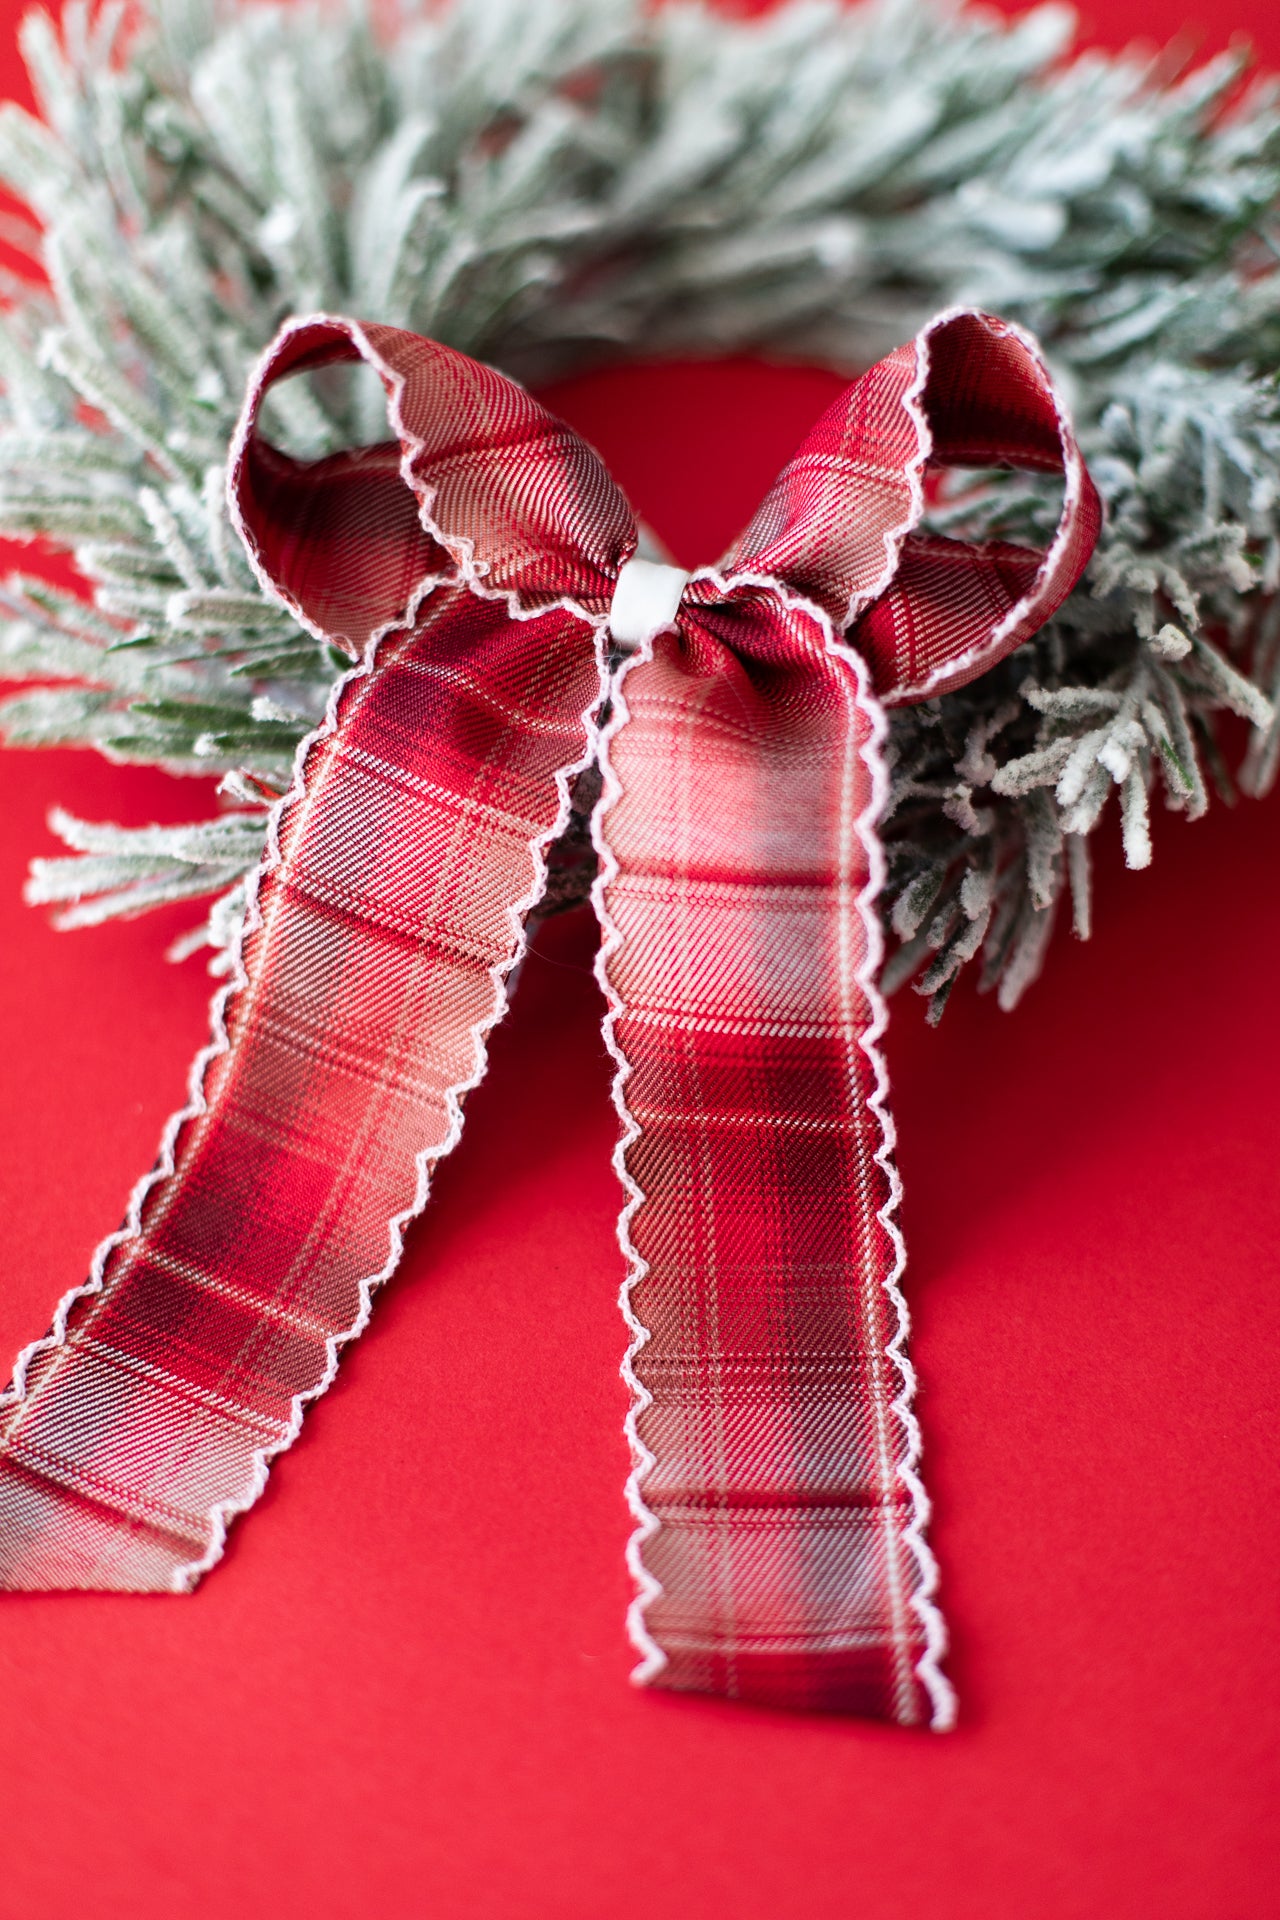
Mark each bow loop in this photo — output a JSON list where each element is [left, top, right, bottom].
[[231, 315, 636, 655], [715, 310, 1100, 703]]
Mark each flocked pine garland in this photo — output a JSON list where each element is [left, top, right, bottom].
[[0, 0, 1277, 1015]]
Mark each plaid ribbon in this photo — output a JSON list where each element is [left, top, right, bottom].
[[0, 309, 1099, 1726]]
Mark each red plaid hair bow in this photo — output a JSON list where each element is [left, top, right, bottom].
[[0, 309, 1099, 1727]]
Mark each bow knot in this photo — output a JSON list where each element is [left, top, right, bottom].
[[0, 306, 1099, 1728], [608, 557, 692, 649]]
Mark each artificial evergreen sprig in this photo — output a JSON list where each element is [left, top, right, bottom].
[[0, 0, 1276, 1008]]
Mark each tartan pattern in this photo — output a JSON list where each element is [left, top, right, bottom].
[[721, 311, 1100, 703], [231, 317, 634, 646], [603, 588, 929, 1717], [0, 312, 1099, 1723], [0, 586, 602, 1588]]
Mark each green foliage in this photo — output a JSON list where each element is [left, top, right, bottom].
[[0, 0, 1276, 1005]]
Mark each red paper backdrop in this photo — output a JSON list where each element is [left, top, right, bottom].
[[1, 4, 1278, 1916]]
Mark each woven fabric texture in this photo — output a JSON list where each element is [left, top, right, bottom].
[[0, 310, 1099, 1724]]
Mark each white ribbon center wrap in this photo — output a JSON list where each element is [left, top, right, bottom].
[[608, 557, 691, 649]]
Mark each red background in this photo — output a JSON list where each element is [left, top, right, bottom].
[[1, 3, 1278, 1915]]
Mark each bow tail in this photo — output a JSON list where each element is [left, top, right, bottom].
[[596, 594, 952, 1726], [0, 590, 603, 1590]]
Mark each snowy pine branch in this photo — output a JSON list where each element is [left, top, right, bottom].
[[0, 0, 1276, 1002]]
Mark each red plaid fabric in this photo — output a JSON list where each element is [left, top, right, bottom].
[[0, 311, 1099, 1724]]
